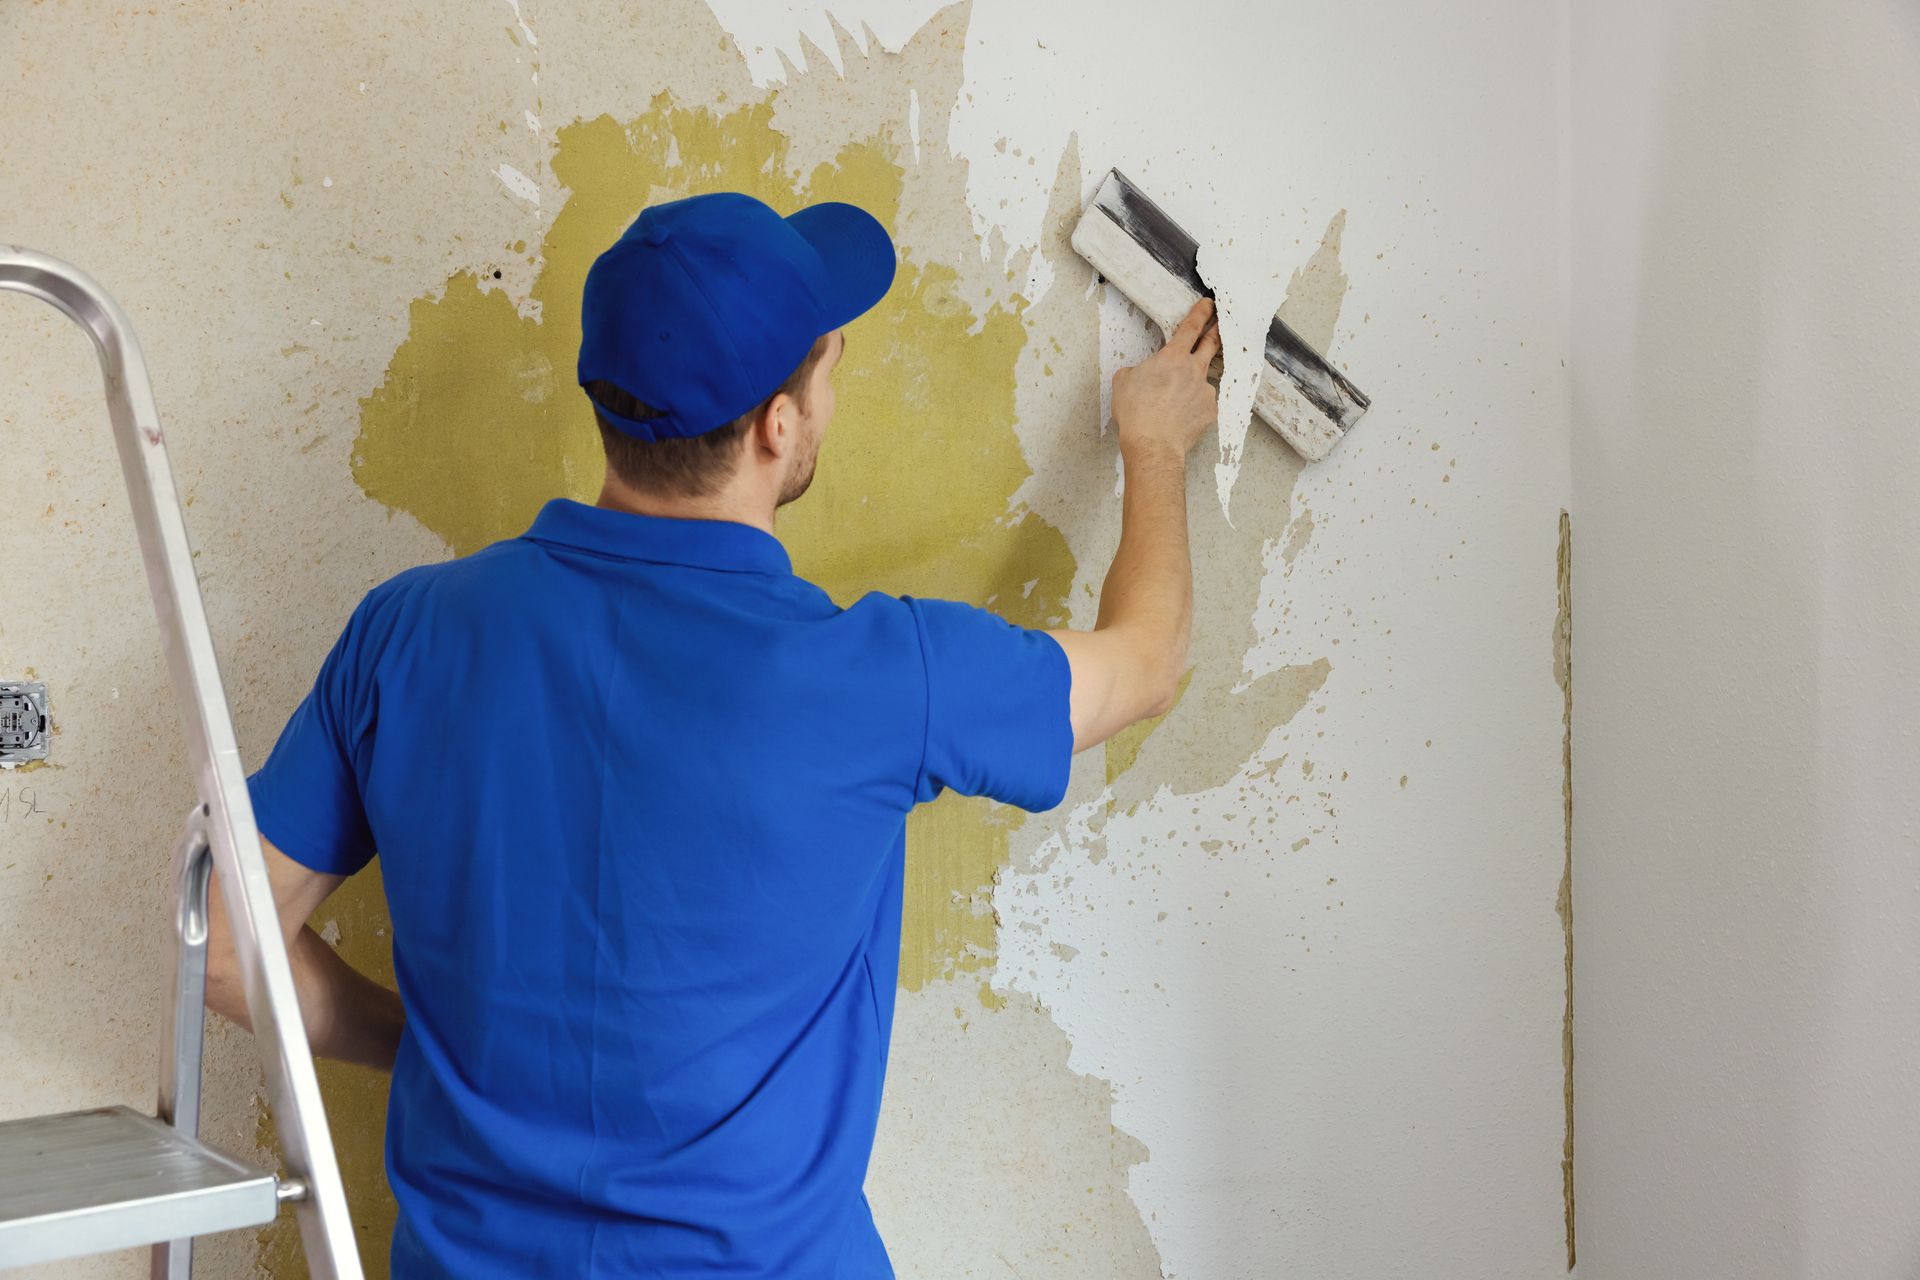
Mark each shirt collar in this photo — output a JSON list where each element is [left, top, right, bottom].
[[522, 499, 792, 576]]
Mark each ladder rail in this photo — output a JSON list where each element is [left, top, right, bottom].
[[154, 807, 213, 1280], [0, 246, 364, 1280], [159, 807, 213, 1141]]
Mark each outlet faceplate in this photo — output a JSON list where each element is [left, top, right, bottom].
[[0, 683, 49, 764]]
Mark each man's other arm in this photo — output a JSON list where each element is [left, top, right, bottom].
[[1048, 297, 1221, 753], [205, 839, 404, 1072]]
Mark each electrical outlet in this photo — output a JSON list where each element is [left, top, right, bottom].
[[0, 682, 49, 764]]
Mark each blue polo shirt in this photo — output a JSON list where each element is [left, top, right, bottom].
[[247, 498, 1074, 1278]]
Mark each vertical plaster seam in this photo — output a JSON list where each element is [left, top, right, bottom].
[[1555, 508, 1575, 1270]]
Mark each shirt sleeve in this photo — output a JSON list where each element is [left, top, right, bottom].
[[246, 596, 383, 876], [905, 596, 1074, 813]]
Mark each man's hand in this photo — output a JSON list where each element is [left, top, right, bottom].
[[1112, 298, 1222, 461]]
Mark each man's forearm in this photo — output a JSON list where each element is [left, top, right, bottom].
[[287, 924, 406, 1071], [210, 921, 404, 1072], [1095, 440, 1194, 711]]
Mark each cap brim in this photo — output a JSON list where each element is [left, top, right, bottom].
[[787, 202, 898, 331]]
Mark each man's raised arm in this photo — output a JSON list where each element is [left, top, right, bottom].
[[1048, 297, 1221, 753]]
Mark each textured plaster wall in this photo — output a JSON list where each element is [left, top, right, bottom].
[[1, 2, 1569, 1277], [1570, 2, 1920, 1277]]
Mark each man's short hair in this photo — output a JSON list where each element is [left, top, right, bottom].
[[587, 335, 829, 498]]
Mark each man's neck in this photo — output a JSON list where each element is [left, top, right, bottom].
[[595, 477, 778, 535]]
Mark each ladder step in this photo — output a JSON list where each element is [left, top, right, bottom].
[[0, 1105, 279, 1270]]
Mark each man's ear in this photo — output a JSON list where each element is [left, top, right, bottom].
[[754, 392, 796, 460]]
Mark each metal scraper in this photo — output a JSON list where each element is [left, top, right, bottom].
[[1070, 168, 1369, 462]]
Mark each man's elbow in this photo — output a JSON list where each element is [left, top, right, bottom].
[[1118, 632, 1184, 722], [1142, 683, 1178, 721], [1140, 660, 1184, 720], [1128, 660, 1175, 721]]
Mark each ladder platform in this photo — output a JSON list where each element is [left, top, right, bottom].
[[0, 1105, 279, 1271]]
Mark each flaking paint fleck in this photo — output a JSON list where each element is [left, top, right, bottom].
[[1280, 505, 1316, 568]]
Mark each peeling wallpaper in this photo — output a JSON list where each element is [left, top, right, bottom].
[[0, 1, 1570, 1277]]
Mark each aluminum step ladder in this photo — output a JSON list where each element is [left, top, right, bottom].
[[0, 247, 363, 1278]]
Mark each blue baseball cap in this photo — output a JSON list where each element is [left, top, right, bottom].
[[578, 192, 897, 440]]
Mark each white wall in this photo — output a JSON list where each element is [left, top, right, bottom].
[[1570, 2, 1920, 1275]]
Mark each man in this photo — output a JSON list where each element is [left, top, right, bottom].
[[208, 191, 1220, 1277]]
